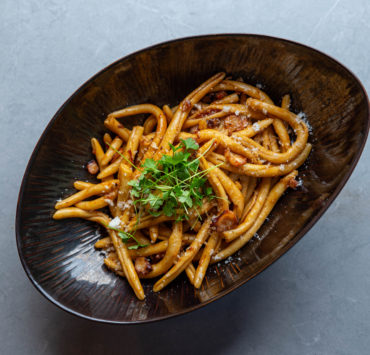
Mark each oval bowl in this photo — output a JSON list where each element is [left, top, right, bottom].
[[16, 34, 369, 324]]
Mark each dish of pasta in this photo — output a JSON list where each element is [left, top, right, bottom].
[[53, 72, 311, 300]]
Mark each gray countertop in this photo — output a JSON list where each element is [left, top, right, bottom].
[[1, 0, 370, 354]]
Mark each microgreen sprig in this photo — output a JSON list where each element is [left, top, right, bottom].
[[106, 143, 139, 171], [105, 223, 148, 249]]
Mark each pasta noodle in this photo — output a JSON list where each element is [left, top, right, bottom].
[[53, 73, 311, 299]]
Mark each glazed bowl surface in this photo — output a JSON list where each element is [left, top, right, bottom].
[[16, 34, 369, 323]]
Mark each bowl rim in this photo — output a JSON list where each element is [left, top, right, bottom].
[[15, 33, 370, 324]]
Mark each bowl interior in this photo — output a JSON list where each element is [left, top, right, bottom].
[[17, 35, 369, 323]]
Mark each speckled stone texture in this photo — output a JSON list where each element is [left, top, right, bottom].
[[1, 0, 370, 354]]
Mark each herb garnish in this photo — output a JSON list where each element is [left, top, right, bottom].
[[105, 224, 148, 249], [128, 138, 214, 221], [105, 138, 215, 246]]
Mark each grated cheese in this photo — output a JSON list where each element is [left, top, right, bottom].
[[252, 122, 260, 132], [104, 199, 114, 207], [108, 216, 121, 229], [232, 135, 243, 144], [297, 111, 312, 133], [117, 200, 132, 210]]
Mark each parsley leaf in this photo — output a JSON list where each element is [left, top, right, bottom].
[[181, 138, 199, 151], [118, 231, 131, 242], [142, 158, 157, 170], [205, 187, 213, 196]]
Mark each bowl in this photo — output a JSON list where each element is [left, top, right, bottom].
[[16, 34, 369, 324]]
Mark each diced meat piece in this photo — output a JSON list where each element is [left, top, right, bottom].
[[134, 257, 152, 277], [207, 117, 221, 128], [189, 125, 199, 134], [287, 177, 299, 189], [212, 210, 238, 232], [86, 159, 99, 174], [225, 148, 247, 167], [224, 115, 249, 134]]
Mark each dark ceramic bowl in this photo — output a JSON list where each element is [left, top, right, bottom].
[[16, 34, 369, 324]]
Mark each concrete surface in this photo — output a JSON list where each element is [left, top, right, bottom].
[[1, 0, 370, 354]]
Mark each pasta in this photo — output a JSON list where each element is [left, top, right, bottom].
[[53, 73, 311, 300]]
